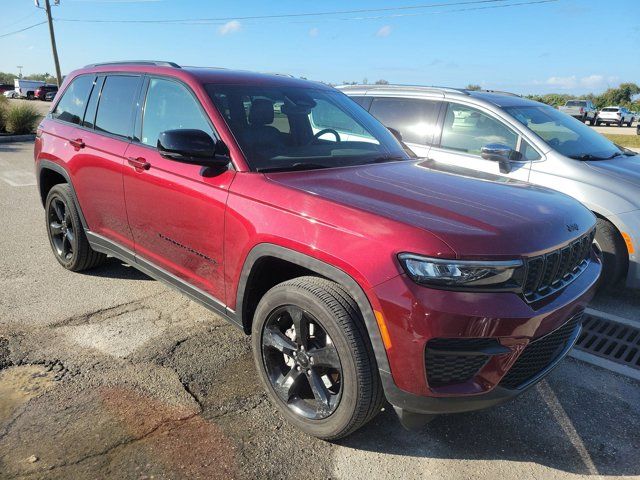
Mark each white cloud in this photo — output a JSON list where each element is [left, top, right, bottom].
[[309, 27, 319, 37], [534, 74, 619, 92], [218, 20, 241, 36], [375, 25, 392, 37]]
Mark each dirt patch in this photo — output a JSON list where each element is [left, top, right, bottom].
[[0, 365, 56, 432]]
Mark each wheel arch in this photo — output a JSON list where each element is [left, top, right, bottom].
[[37, 160, 89, 230], [236, 243, 391, 374]]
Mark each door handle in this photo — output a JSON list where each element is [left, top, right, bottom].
[[69, 138, 85, 149], [127, 156, 151, 170]]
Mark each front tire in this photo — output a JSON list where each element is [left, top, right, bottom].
[[45, 184, 106, 271], [594, 217, 628, 289], [251, 276, 384, 440]]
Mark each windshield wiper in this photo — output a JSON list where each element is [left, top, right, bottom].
[[257, 162, 329, 173], [568, 153, 617, 161]]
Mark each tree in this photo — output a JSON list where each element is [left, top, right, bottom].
[[374, 79, 389, 85], [465, 84, 482, 91]]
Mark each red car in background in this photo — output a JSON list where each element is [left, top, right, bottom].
[[34, 84, 58, 101], [34, 61, 601, 439]]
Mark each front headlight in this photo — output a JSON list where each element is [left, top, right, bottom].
[[398, 253, 524, 290]]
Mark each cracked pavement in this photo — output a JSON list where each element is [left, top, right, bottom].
[[1, 141, 640, 479]]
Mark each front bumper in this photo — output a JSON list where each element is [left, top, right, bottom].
[[373, 253, 600, 414]]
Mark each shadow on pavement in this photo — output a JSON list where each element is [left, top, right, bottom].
[[338, 359, 640, 476], [81, 257, 153, 281]]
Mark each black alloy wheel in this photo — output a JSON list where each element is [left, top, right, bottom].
[[48, 196, 75, 262], [261, 304, 343, 420]]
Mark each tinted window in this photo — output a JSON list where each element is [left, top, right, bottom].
[[94, 75, 140, 138], [141, 78, 213, 147], [206, 84, 407, 172], [369, 98, 440, 145], [52, 75, 94, 125], [565, 101, 586, 107], [350, 96, 372, 110], [440, 103, 517, 155], [521, 139, 541, 161], [82, 76, 104, 129]]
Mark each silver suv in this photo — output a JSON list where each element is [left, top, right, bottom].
[[339, 85, 639, 289]]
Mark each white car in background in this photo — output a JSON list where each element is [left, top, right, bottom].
[[3, 90, 19, 99], [596, 106, 635, 127]]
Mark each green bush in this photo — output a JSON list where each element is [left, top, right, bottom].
[[0, 95, 7, 132], [5, 104, 39, 135]]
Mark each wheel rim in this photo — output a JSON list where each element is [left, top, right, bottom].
[[48, 197, 75, 261], [261, 305, 343, 420]]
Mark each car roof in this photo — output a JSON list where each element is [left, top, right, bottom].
[[338, 84, 544, 108], [73, 61, 332, 90]]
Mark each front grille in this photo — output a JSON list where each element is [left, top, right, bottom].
[[425, 338, 500, 388], [523, 229, 595, 303], [500, 314, 582, 389]]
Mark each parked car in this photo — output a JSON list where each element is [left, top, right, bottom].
[[559, 100, 597, 125], [14, 78, 46, 99], [596, 106, 635, 127], [44, 90, 56, 102], [35, 61, 600, 439], [34, 84, 58, 101], [3, 90, 19, 99], [340, 84, 639, 289]]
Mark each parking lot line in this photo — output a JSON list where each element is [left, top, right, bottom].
[[0, 170, 36, 187]]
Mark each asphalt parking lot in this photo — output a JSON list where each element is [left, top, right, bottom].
[[1, 141, 639, 480]]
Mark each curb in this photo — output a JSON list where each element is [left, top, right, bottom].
[[0, 134, 36, 143]]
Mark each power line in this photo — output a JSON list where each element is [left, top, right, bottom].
[[0, 21, 48, 39], [53, 0, 549, 24]]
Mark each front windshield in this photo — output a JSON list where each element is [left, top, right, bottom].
[[205, 84, 409, 172], [505, 105, 627, 160]]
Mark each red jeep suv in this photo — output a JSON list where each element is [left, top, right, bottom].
[[35, 61, 601, 439]]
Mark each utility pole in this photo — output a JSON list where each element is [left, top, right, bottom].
[[37, 0, 62, 87]]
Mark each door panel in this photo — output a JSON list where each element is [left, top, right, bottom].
[[46, 74, 135, 247], [123, 143, 234, 301], [123, 77, 233, 302]]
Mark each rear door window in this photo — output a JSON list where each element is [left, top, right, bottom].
[[94, 75, 141, 138], [52, 75, 94, 125], [368, 97, 440, 145]]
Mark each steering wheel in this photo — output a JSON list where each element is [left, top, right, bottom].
[[311, 128, 341, 144]]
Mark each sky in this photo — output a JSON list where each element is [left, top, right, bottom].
[[0, 0, 638, 95]]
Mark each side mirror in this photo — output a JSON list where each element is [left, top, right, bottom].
[[158, 129, 230, 167], [481, 143, 521, 174]]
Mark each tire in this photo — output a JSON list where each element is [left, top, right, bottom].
[[588, 116, 595, 126], [596, 120, 601, 126], [594, 217, 628, 289], [251, 276, 384, 440], [26, 92, 34, 100], [45, 184, 106, 272]]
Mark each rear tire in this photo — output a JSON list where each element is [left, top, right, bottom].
[[251, 276, 384, 440], [45, 184, 106, 272], [594, 217, 628, 289]]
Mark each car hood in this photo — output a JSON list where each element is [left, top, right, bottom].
[[584, 155, 640, 188], [266, 160, 596, 258]]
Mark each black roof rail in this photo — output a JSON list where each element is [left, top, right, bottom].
[[474, 89, 522, 97], [84, 60, 181, 68]]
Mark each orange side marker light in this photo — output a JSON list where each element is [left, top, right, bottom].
[[621, 232, 635, 255], [374, 310, 392, 350]]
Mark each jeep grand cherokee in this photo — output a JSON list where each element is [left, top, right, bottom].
[[35, 61, 601, 439]]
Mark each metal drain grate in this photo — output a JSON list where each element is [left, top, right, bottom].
[[575, 313, 640, 369]]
